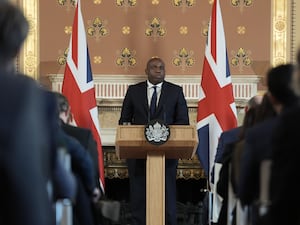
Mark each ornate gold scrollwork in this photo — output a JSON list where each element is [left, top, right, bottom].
[[116, 0, 137, 7], [116, 48, 137, 71], [145, 17, 166, 41], [231, 47, 252, 72], [173, 48, 195, 72], [87, 17, 109, 41]]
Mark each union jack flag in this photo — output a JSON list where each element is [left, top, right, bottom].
[[196, 0, 237, 180], [62, 0, 105, 193]]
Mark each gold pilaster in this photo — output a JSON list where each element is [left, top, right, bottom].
[[271, 0, 289, 66], [18, 0, 39, 79]]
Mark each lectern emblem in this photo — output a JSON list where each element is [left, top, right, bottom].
[[144, 120, 170, 145]]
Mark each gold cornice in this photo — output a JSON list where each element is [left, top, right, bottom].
[[18, 0, 39, 79]]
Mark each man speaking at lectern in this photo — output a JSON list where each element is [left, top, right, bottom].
[[119, 57, 189, 225]]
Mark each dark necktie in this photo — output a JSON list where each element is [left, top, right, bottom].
[[150, 86, 157, 120]]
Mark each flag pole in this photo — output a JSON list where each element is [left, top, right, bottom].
[[196, 0, 238, 223]]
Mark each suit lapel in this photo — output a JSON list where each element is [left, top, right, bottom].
[[157, 81, 166, 112], [141, 81, 149, 112]]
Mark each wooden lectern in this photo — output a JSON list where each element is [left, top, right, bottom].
[[115, 125, 198, 225]]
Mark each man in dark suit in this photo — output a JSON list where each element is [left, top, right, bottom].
[[119, 57, 189, 225]]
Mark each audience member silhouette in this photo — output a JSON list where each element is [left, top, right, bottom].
[[0, 2, 56, 224], [216, 95, 263, 225], [54, 91, 101, 225], [55, 92, 100, 190], [55, 109, 100, 225], [238, 63, 299, 225], [206, 97, 262, 225], [215, 95, 263, 164], [267, 52, 300, 225], [231, 93, 276, 191], [42, 89, 77, 202]]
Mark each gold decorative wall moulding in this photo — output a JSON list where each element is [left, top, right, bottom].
[[173, 0, 196, 13], [145, 17, 166, 41], [18, 0, 291, 80], [237, 25, 246, 35], [104, 149, 204, 179], [122, 26, 131, 35], [231, 0, 253, 13], [87, 17, 109, 41], [116, 0, 137, 13], [94, 0, 102, 4], [18, 0, 39, 79], [57, 0, 76, 12], [230, 47, 252, 72], [116, 48, 137, 71], [272, 0, 288, 65], [173, 48, 195, 72]]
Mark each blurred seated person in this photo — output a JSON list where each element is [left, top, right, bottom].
[[238, 64, 299, 225], [54, 91, 100, 190], [0, 2, 78, 224], [216, 95, 264, 225], [267, 50, 300, 225], [41, 90, 100, 225], [40, 89, 77, 200]]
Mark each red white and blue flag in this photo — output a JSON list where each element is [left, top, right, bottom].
[[197, 0, 237, 180], [62, 0, 105, 193]]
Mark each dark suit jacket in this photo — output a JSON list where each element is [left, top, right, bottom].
[[61, 122, 99, 186], [238, 117, 279, 206], [215, 127, 242, 163], [211, 127, 241, 183], [119, 80, 189, 225], [215, 127, 242, 225], [268, 105, 300, 225], [58, 129, 96, 194], [119, 81, 189, 125], [0, 73, 54, 225]]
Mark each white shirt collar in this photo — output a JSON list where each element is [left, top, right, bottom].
[[147, 80, 163, 89]]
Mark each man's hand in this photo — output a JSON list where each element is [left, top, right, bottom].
[[92, 187, 101, 203]]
